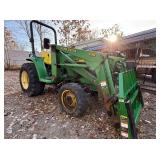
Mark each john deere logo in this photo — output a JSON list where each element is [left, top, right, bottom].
[[89, 51, 96, 57], [62, 47, 77, 53]]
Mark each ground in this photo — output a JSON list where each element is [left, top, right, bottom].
[[4, 71, 156, 139]]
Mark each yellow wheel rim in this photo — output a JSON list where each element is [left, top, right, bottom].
[[21, 71, 29, 89], [61, 90, 77, 110]]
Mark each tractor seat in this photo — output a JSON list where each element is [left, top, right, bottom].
[[40, 51, 51, 65]]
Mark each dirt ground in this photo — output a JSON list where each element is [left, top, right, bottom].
[[4, 71, 156, 139]]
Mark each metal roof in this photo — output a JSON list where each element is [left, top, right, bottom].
[[122, 28, 156, 44]]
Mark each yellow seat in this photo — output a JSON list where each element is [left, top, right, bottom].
[[40, 51, 51, 65]]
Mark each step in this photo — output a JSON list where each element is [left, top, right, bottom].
[[40, 77, 54, 83]]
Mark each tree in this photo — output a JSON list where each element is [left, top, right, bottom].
[[101, 24, 123, 40], [15, 20, 31, 50], [16, 20, 31, 39], [16, 20, 51, 51], [88, 29, 101, 40], [53, 20, 91, 46], [4, 27, 18, 69]]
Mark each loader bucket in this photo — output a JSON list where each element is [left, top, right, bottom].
[[117, 70, 144, 139]]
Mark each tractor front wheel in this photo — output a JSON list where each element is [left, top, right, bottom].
[[20, 63, 45, 96], [58, 83, 89, 117]]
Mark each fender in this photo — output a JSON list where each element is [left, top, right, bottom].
[[26, 57, 54, 83]]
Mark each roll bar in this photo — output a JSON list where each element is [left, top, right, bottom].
[[30, 20, 57, 55]]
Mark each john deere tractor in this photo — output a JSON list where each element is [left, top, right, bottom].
[[20, 20, 144, 138]]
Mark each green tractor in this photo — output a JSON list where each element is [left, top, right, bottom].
[[20, 20, 144, 139]]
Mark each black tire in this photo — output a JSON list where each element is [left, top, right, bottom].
[[58, 83, 89, 117], [20, 63, 45, 96]]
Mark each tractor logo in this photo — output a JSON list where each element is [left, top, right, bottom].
[[89, 51, 96, 57]]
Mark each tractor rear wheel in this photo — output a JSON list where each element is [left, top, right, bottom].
[[58, 83, 89, 117], [20, 63, 45, 96]]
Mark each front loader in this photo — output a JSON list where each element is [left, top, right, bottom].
[[20, 20, 144, 138]]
